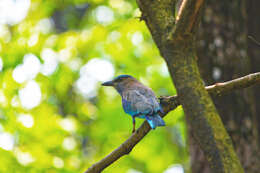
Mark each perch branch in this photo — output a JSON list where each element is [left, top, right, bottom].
[[85, 72, 260, 173], [248, 35, 260, 47]]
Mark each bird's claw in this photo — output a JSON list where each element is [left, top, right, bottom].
[[132, 129, 136, 133]]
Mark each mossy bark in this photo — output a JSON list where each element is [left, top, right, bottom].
[[195, 1, 260, 172], [136, 0, 244, 172], [162, 35, 243, 172]]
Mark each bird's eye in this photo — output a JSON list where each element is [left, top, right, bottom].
[[115, 78, 123, 82]]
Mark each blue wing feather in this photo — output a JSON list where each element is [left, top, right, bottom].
[[145, 114, 165, 129], [122, 98, 137, 116], [121, 89, 165, 129]]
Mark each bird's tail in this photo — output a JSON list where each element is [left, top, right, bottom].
[[145, 114, 165, 129]]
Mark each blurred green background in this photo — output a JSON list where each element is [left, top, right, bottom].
[[0, 0, 188, 172]]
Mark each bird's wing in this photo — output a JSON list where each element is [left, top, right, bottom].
[[138, 86, 161, 112], [122, 89, 157, 116]]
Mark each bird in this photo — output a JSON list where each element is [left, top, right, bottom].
[[102, 75, 165, 133]]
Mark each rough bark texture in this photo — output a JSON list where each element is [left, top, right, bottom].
[[193, 0, 260, 172], [163, 35, 243, 173], [248, 0, 260, 145], [136, 0, 244, 172]]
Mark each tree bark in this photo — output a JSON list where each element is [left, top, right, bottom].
[[193, 0, 260, 172], [248, 0, 260, 145], [136, 0, 243, 172]]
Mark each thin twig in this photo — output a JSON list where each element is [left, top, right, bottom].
[[85, 72, 260, 173], [248, 35, 260, 47]]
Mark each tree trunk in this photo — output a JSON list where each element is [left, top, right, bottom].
[[136, 0, 244, 172], [192, 0, 260, 172]]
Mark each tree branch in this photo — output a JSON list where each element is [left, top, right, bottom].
[[85, 72, 260, 173], [248, 35, 260, 47], [174, 0, 205, 35]]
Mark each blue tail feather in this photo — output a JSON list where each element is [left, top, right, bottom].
[[145, 114, 165, 129]]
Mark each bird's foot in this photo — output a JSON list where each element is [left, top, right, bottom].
[[132, 129, 136, 134]]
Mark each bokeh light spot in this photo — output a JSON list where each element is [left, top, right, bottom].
[[19, 80, 42, 109], [18, 114, 34, 128], [63, 137, 76, 151], [0, 57, 3, 71], [15, 149, 35, 166], [213, 67, 222, 80], [164, 164, 184, 173], [0, 0, 30, 25], [131, 32, 143, 46], [41, 48, 59, 76], [59, 118, 77, 132], [28, 34, 39, 47], [0, 132, 14, 151], [12, 54, 41, 83], [0, 90, 7, 107], [95, 6, 114, 25], [36, 18, 53, 34], [53, 157, 64, 168], [76, 58, 114, 97]]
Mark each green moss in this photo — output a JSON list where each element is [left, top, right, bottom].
[[161, 35, 244, 172]]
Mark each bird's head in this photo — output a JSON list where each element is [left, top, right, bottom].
[[101, 75, 136, 93]]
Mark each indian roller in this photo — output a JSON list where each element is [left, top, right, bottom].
[[102, 75, 165, 133]]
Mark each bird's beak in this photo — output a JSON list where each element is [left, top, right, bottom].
[[101, 80, 114, 86]]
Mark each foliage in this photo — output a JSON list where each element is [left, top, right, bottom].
[[0, 0, 188, 172]]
